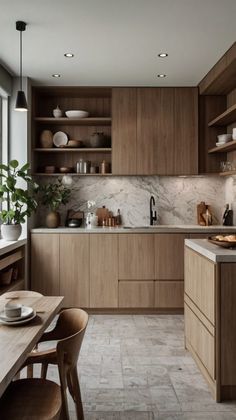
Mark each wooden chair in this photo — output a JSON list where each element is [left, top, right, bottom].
[[0, 378, 62, 419], [23, 308, 88, 420]]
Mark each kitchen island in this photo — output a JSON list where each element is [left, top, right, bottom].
[[185, 238, 236, 402]]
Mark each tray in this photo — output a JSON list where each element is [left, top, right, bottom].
[[208, 236, 236, 248]]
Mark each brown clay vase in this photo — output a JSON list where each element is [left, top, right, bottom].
[[46, 211, 60, 228], [40, 130, 53, 148]]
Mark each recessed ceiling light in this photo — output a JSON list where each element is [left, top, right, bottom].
[[64, 53, 74, 58], [157, 74, 166, 78], [158, 53, 168, 58], [52, 74, 61, 78]]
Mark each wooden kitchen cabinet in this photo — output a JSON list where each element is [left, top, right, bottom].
[[137, 88, 174, 175], [155, 233, 186, 280], [90, 234, 118, 308], [59, 234, 89, 307], [155, 281, 184, 308], [118, 234, 155, 280], [31, 234, 60, 295], [112, 88, 137, 175], [119, 280, 154, 308]]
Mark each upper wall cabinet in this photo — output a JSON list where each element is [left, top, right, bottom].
[[112, 88, 137, 175], [137, 87, 198, 175], [112, 87, 198, 176]]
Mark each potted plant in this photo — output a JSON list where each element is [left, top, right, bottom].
[[0, 160, 38, 241], [40, 179, 71, 228]]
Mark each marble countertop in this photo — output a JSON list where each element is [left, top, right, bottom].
[[185, 238, 236, 263], [31, 225, 236, 234]]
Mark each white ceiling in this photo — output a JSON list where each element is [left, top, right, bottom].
[[0, 0, 236, 87]]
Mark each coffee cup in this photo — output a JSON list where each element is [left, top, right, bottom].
[[4, 303, 22, 318]]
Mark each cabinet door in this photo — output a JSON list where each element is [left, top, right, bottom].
[[174, 88, 198, 175], [155, 281, 184, 308], [112, 88, 137, 175], [59, 234, 89, 308], [31, 234, 59, 295], [155, 234, 186, 280], [119, 234, 155, 280], [137, 88, 174, 175], [90, 234, 118, 308], [119, 281, 154, 308]]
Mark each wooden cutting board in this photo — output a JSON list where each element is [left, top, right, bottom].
[[96, 207, 109, 226]]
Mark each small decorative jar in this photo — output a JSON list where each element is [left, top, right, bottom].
[[39, 130, 53, 148], [53, 105, 63, 118]]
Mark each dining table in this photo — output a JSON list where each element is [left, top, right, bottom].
[[0, 294, 64, 398]]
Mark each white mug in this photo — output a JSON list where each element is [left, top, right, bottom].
[[232, 128, 236, 141]]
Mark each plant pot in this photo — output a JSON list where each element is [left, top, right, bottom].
[[1, 224, 22, 241], [46, 211, 60, 228]]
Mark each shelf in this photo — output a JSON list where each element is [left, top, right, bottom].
[[0, 278, 25, 296], [219, 171, 236, 177], [208, 140, 236, 154], [34, 148, 112, 153], [208, 104, 236, 127], [34, 117, 112, 126], [33, 173, 112, 177]]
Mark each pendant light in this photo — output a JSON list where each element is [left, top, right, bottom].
[[15, 21, 27, 111]]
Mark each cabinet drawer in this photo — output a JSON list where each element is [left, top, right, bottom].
[[185, 303, 215, 379], [119, 281, 154, 308], [155, 281, 184, 308], [155, 234, 186, 279], [185, 248, 215, 325]]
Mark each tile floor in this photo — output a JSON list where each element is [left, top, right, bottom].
[[36, 315, 236, 419]]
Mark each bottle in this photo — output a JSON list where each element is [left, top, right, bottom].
[[116, 209, 122, 226], [100, 160, 106, 174], [223, 204, 233, 226], [53, 105, 63, 118]]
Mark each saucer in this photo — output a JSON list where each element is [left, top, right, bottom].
[[0, 311, 36, 326], [0, 306, 34, 322]]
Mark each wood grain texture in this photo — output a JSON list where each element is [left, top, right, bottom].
[[137, 88, 174, 175], [118, 234, 155, 280], [0, 295, 63, 398], [220, 263, 236, 385], [119, 280, 154, 308], [199, 95, 227, 173], [155, 233, 186, 279], [185, 303, 215, 379], [31, 234, 60, 295], [59, 234, 89, 307], [112, 88, 137, 175], [184, 247, 215, 325], [174, 88, 198, 174], [155, 281, 184, 308], [90, 234, 118, 308]]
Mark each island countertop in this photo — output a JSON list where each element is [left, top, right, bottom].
[[185, 238, 236, 263]]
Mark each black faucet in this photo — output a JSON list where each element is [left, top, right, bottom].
[[150, 195, 157, 225]]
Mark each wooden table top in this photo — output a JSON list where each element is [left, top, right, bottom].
[[0, 295, 63, 397]]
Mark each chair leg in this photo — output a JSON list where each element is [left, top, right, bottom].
[[27, 365, 33, 378], [69, 367, 84, 420], [41, 362, 49, 379]]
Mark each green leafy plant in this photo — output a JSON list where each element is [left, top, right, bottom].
[[40, 179, 71, 212], [0, 160, 38, 225]]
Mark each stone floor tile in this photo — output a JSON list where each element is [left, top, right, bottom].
[[150, 386, 181, 412]]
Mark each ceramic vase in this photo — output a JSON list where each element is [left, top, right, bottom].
[[46, 211, 60, 228]]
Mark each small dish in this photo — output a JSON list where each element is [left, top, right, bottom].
[[59, 167, 73, 173], [0, 311, 36, 326], [53, 131, 68, 147], [65, 110, 89, 119], [216, 142, 226, 147], [0, 306, 34, 322], [44, 166, 56, 174]]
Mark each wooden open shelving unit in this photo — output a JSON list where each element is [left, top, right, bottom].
[[208, 140, 236, 154], [208, 104, 236, 127], [219, 170, 236, 177], [34, 148, 111, 153], [0, 246, 25, 296], [34, 117, 112, 126]]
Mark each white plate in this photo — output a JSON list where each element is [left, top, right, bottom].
[[216, 142, 226, 147], [0, 306, 34, 322], [0, 312, 36, 326], [53, 131, 68, 147]]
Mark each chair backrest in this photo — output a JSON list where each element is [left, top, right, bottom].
[[1, 290, 43, 299], [55, 309, 88, 390]]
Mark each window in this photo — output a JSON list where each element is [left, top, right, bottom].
[[0, 96, 8, 165]]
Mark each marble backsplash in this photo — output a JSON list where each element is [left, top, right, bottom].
[[35, 175, 227, 227]]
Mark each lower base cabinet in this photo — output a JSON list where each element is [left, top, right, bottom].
[[119, 281, 154, 308], [155, 281, 184, 308]]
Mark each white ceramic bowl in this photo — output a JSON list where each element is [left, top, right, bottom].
[[217, 134, 232, 143], [65, 110, 89, 119], [4, 303, 22, 318]]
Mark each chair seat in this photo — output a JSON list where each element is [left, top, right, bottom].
[[0, 378, 61, 420]]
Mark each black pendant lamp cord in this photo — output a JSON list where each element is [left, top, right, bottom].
[[20, 29, 22, 90]]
